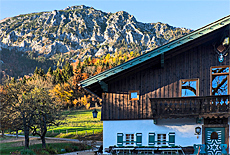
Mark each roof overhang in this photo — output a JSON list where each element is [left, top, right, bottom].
[[80, 15, 230, 90]]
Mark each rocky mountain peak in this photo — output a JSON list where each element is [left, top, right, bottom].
[[0, 5, 192, 59]]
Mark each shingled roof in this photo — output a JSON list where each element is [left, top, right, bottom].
[[80, 15, 230, 89]]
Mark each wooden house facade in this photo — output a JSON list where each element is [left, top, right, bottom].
[[80, 15, 230, 154]]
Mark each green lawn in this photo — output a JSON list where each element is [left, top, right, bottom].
[[46, 109, 103, 139]]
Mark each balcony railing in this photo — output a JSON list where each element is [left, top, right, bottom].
[[150, 95, 230, 119]]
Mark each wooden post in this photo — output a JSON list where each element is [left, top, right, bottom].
[[16, 130, 18, 139], [52, 130, 54, 134], [66, 130, 68, 134], [76, 130, 77, 135]]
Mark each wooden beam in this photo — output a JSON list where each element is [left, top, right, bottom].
[[161, 53, 164, 68], [98, 80, 108, 92]]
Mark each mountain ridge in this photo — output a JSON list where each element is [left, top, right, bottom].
[[0, 5, 192, 79]]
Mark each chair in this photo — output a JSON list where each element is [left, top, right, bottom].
[[193, 144, 201, 154], [220, 144, 227, 154], [193, 144, 206, 154], [199, 144, 206, 154]]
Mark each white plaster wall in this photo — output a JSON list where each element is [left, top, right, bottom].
[[103, 118, 202, 152]]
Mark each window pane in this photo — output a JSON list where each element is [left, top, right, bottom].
[[131, 92, 137, 99], [212, 75, 228, 95], [181, 80, 197, 97], [212, 67, 229, 74], [157, 134, 166, 145], [126, 134, 134, 145]]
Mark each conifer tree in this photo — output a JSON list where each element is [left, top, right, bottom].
[[62, 62, 73, 82], [22, 76, 26, 84], [34, 67, 39, 75], [48, 67, 53, 75], [11, 77, 16, 84], [55, 68, 63, 84], [39, 68, 45, 77]]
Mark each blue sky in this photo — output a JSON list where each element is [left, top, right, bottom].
[[0, 0, 229, 30]]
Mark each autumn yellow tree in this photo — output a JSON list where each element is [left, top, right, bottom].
[[50, 82, 74, 107]]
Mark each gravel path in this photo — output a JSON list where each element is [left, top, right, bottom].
[[59, 149, 96, 155]]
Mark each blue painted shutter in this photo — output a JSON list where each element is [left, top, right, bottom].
[[168, 132, 175, 146], [149, 133, 155, 145], [117, 133, 123, 146], [136, 133, 142, 146]]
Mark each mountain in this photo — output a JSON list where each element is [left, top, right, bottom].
[[0, 5, 192, 79]]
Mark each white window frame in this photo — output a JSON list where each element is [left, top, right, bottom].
[[125, 133, 135, 146], [156, 133, 167, 146]]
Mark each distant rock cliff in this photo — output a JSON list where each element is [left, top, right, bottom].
[[0, 5, 192, 60]]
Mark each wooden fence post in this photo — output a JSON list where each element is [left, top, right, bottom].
[[66, 130, 68, 134], [76, 130, 77, 135]]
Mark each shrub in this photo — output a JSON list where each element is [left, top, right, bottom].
[[64, 145, 73, 152], [20, 149, 36, 155], [38, 150, 49, 155], [46, 145, 58, 154]]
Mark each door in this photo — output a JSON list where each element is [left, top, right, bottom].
[[205, 127, 225, 155]]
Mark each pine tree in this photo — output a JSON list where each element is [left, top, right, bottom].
[[11, 77, 16, 84], [62, 62, 73, 82], [55, 68, 63, 84], [48, 67, 53, 75], [38, 68, 45, 77], [22, 76, 26, 84], [34, 67, 39, 75]]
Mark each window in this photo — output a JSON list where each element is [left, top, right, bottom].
[[157, 134, 166, 145], [128, 90, 139, 100], [211, 66, 229, 95], [126, 134, 134, 145], [180, 79, 199, 97]]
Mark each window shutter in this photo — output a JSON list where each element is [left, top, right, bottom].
[[148, 133, 155, 145], [168, 132, 175, 146], [117, 133, 123, 146], [136, 133, 142, 146]]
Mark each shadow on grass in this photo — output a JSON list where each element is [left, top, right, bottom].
[[0, 142, 91, 155]]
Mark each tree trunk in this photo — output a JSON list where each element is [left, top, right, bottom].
[[22, 113, 29, 149], [41, 115, 47, 149], [41, 135, 46, 148], [24, 126, 30, 149], [16, 130, 18, 139], [2, 130, 4, 138]]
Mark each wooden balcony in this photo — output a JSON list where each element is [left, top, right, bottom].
[[150, 95, 230, 119]]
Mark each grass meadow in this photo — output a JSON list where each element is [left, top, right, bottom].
[[46, 109, 103, 139]]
